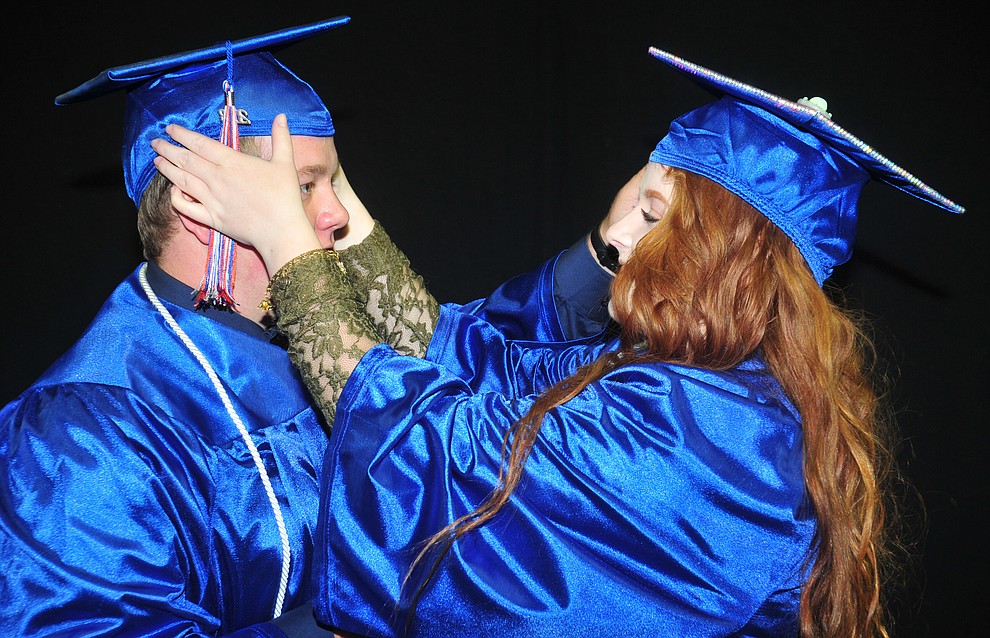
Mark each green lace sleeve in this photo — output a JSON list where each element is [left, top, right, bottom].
[[269, 249, 382, 424], [338, 222, 440, 358]]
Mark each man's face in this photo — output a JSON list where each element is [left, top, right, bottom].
[[292, 135, 349, 249], [250, 135, 350, 249], [224, 134, 351, 321]]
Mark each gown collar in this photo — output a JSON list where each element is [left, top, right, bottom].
[[145, 261, 280, 342]]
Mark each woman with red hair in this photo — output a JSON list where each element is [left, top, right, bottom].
[[154, 48, 962, 638]]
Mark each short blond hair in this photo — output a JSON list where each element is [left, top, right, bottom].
[[136, 136, 266, 262]]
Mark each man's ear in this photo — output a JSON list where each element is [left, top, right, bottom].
[[175, 210, 213, 246]]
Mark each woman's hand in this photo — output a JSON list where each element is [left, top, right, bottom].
[[331, 164, 376, 251], [152, 114, 322, 274], [601, 165, 647, 237]]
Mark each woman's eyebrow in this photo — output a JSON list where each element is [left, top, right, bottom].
[[644, 188, 669, 204]]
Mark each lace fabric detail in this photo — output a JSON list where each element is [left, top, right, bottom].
[[338, 222, 439, 358], [269, 250, 381, 423], [270, 227, 439, 425]]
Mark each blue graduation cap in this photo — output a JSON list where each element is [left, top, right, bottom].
[[56, 16, 350, 208], [647, 47, 965, 284], [56, 17, 349, 309]]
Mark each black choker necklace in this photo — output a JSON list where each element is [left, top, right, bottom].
[[590, 227, 620, 273]]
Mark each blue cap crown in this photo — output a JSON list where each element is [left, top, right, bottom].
[[647, 48, 964, 284], [56, 17, 350, 207]]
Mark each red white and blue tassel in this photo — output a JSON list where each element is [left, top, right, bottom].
[[194, 47, 240, 310]]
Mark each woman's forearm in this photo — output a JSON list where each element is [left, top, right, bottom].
[[339, 222, 439, 358], [269, 249, 382, 424]]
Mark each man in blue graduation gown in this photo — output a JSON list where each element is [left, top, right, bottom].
[[0, 19, 353, 637]]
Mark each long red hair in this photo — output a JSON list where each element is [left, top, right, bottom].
[[409, 167, 900, 637]]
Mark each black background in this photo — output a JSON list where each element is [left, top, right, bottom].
[[3, 2, 986, 634]]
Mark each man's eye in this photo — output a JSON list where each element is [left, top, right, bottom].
[[300, 183, 313, 195]]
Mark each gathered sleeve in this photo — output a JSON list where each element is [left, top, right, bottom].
[[313, 309, 815, 638], [452, 234, 614, 343]]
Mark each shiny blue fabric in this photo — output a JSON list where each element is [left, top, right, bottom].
[[645, 48, 964, 285], [314, 306, 815, 637], [121, 50, 335, 208], [54, 17, 349, 207], [651, 97, 866, 284], [1, 266, 329, 636], [456, 241, 614, 343], [646, 48, 964, 218], [453, 251, 568, 342]]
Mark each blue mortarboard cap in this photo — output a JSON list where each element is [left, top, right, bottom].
[[56, 16, 350, 208], [647, 47, 964, 284]]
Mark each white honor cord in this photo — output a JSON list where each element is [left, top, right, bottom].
[[139, 263, 291, 618]]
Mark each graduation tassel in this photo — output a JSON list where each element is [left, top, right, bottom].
[[194, 69, 241, 309]]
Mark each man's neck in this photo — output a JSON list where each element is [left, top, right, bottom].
[[146, 261, 276, 339], [156, 239, 274, 327]]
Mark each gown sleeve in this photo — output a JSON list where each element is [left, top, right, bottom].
[[313, 308, 815, 638], [453, 234, 614, 342]]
